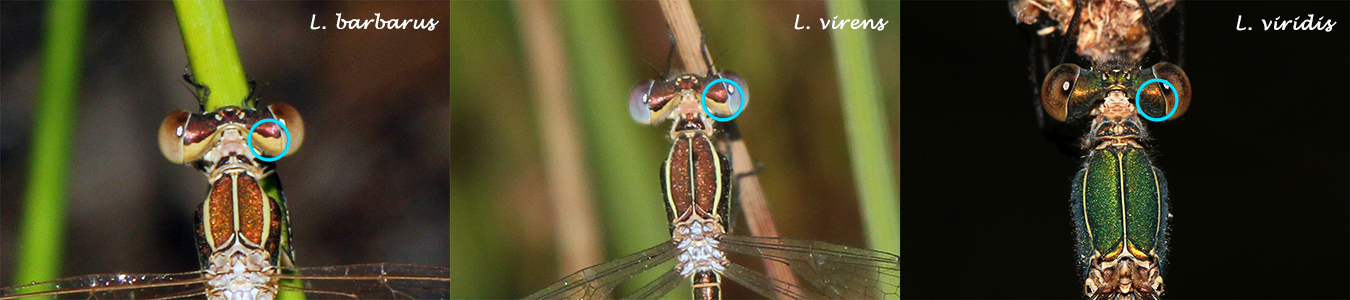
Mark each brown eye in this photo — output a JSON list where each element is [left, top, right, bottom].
[[1147, 62, 1191, 121], [1041, 63, 1081, 122], [159, 110, 216, 164], [251, 102, 304, 157]]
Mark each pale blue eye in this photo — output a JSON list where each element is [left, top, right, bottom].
[[629, 79, 655, 124], [720, 72, 747, 115]]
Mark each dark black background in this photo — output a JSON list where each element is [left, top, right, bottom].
[[901, 1, 1349, 298]]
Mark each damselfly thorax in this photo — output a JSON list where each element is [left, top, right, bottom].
[[630, 73, 743, 137]]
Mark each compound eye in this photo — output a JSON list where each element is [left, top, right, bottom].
[[251, 102, 304, 158], [629, 79, 655, 124], [718, 71, 747, 118], [159, 110, 215, 164], [1146, 62, 1191, 121], [1041, 64, 1082, 122]]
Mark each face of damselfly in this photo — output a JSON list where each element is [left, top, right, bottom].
[[1040, 61, 1190, 123], [158, 103, 305, 169], [628, 72, 747, 132]]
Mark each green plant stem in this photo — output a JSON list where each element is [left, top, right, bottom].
[[827, 0, 900, 256], [14, 0, 88, 286], [173, 0, 249, 110]]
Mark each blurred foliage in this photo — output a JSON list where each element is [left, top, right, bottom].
[[827, 0, 900, 255], [13, 0, 87, 286]]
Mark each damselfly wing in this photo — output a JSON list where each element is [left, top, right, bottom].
[[526, 235, 900, 300], [1, 264, 451, 300]]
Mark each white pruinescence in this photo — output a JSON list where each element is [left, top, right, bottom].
[[675, 221, 728, 276]]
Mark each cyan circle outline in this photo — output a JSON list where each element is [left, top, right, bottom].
[[1134, 78, 1179, 122], [700, 78, 747, 122], [247, 118, 291, 162]]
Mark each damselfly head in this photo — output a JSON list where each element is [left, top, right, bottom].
[[630, 72, 747, 124], [158, 103, 304, 165], [1043, 62, 1190, 123]]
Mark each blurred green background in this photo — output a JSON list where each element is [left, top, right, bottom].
[[450, 1, 897, 298]]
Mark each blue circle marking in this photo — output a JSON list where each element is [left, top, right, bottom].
[[247, 118, 291, 162], [1134, 78, 1179, 122], [701, 78, 747, 122]]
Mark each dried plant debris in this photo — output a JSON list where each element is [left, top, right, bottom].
[[1011, 0, 1175, 62]]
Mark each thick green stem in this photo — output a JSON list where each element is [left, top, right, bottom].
[[14, 0, 88, 286], [827, 0, 900, 256], [173, 0, 249, 110]]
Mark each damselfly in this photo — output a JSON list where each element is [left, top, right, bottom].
[[526, 52, 900, 300], [1013, 0, 1189, 299], [1, 75, 451, 300]]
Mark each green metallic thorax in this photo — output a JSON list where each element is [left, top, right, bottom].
[[1072, 116, 1169, 258], [1070, 98, 1170, 299]]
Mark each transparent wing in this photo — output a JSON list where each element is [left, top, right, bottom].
[[275, 263, 452, 299], [0, 271, 209, 300], [617, 267, 682, 300], [525, 241, 679, 300], [721, 263, 828, 300], [719, 235, 901, 300]]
